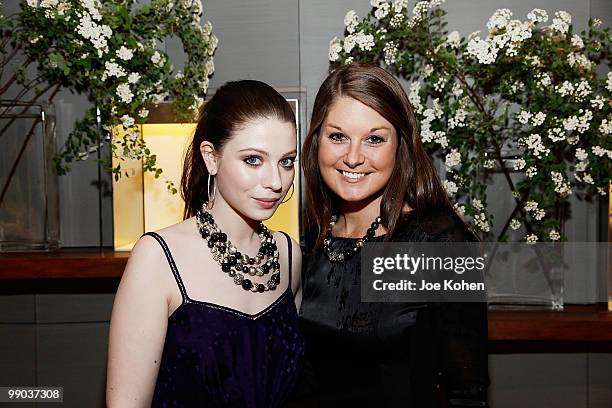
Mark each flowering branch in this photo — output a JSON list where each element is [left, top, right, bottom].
[[330, 0, 612, 242], [3, 0, 218, 194]]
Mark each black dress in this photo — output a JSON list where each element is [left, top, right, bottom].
[[144, 231, 305, 408], [296, 207, 489, 407]]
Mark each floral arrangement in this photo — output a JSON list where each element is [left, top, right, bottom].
[[329, 0, 611, 242], [1, 0, 217, 193]]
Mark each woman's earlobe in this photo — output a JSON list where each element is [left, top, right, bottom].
[[200, 141, 218, 175]]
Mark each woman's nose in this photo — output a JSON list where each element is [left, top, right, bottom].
[[343, 141, 365, 168], [262, 164, 282, 191]]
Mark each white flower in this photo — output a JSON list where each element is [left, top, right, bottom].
[[121, 114, 135, 129], [451, 82, 463, 97], [593, 18, 602, 27], [571, 34, 584, 49], [392, 0, 408, 13], [562, 110, 592, 134], [389, 13, 404, 28], [445, 149, 461, 171], [575, 80, 591, 100], [138, 108, 149, 118], [590, 95, 605, 110], [533, 208, 545, 220], [344, 56, 354, 65], [516, 110, 531, 125], [151, 51, 163, 66], [607, 72, 612, 92], [26, 0, 38, 7], [329, 37, 342, 62], [551, 11, 571, 35], [116, 83, 134, 104], [532, 112, 546, 127], [343, 34, 357, 53], [525, 200, 538, 212], [483, 159, 495, 169], [344, 10, 359, 33], [448, 109, 467, 129], [104, 60, 127, 78], [472, 198, 483, 210], [522, 133, 549, 159], [526, 55, 541, 67], [547, 127, 565, 143], [453, 203, 465, 217], [592, 145, 608, 157], [76, 12, 112, 54], [374, 3, 390, 20], [383, 42, 398, 65], [551, 171, 572, 197], [205, 59, 215, 75], [128, 72, 141, 84], [526, 166, 537, 178], [582, 174, 594, 184], [116, 46, 133, 61], [549, 230, 560, 241], [575, 148, 588, 161], [408, 82, 422, 114], [510, 219, 521, 230], [474, 212, 490, 232], [423, 64, 434, 78], [487, 9, 512, 31], [514, 158, 526, 170], [525, 234, 538, 244], [527, 8, 548, 23], [599, 119, 612, 135], [208, 34, 218, 56], [568, 52, 592, 70], [535, 72, 552, 89], [442, 179, 458, 195], [466, 36, 498, 64], [412, 1, 429, 19], [446, 31, 461, 48], [556, 81, 574, 97], [354, 32, 375, 51], [40, 0, 58, 9], [434, 132, 448, 148]]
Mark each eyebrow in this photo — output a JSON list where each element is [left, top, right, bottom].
[[326, 124, 391, 132], [238, 148, 298, 157]]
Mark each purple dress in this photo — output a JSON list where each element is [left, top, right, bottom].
[[144, 231, 304, 407]]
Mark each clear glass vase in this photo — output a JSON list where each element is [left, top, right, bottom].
[[0, 100, 59, 251], [484, 242, 565, 311]]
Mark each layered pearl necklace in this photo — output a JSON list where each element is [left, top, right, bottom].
[[323, 214, 382, 262], [196, 206, 280, 293]]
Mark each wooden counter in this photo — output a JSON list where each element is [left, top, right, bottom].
[[1, 248, 611, 342]]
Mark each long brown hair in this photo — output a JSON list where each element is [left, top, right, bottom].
[[181, 80, 295, 219], [302, 63, 453, 248]]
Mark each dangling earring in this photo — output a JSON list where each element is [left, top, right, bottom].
[[281, 183, 295, 204], [207, 174, 216, 209]]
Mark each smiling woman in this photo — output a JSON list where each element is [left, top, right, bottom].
[[296, 63, 490, 407], [106, 80, 304, 408]]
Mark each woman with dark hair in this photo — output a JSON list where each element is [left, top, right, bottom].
[[298, 63, 489, 407], [106, 80, 304, 407]]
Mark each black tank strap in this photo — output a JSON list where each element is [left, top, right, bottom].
[[141, 232, 188, 302], [279, 231, 292, 287]]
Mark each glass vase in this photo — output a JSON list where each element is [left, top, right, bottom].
[[0, 100, 59, 251]]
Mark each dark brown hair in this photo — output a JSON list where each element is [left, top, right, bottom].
[[302, 63, 453, 248], [181, 80, 295, 219]]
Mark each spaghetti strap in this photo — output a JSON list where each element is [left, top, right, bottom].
[[141, 232, 188, 303], [279, 231, 292, 286]]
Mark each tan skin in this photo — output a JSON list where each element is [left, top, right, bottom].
[[106, 118, 301, 407], [318, 96, 411, 238]]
